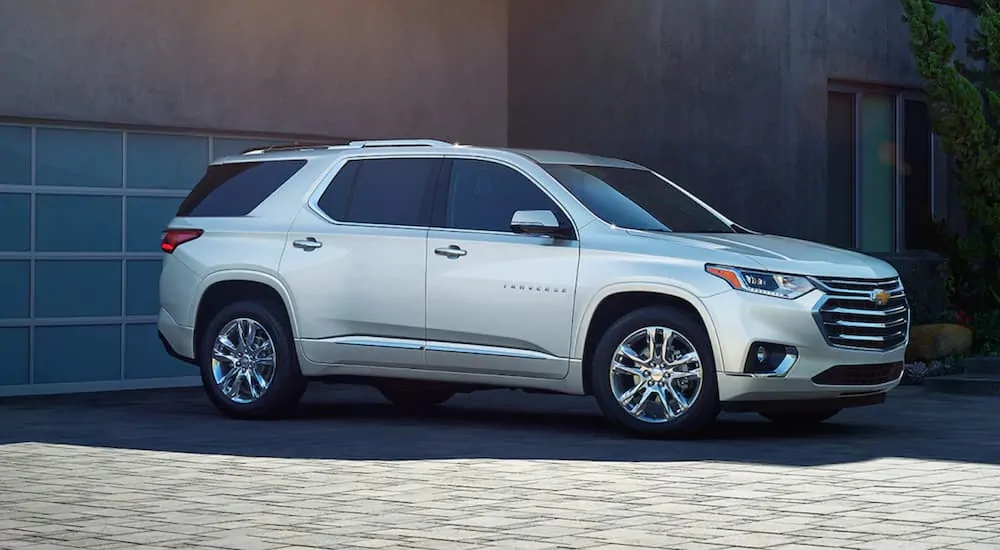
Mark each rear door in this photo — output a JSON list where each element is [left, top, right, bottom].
[[279, 156, 441, 369]]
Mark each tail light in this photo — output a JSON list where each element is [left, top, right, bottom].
[[161, 229, 203, 254]]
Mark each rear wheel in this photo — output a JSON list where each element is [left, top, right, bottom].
[[198, 299, 306, 419], [760, 409, 840, 427], [590, 305, 719, 437]]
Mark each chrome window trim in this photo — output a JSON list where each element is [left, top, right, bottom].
[[303, 152, 583, 239]]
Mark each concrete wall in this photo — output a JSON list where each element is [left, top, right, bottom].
[[508, 0, 977, 241], [0, 0, 508, 145]]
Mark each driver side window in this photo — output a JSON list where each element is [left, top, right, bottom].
[[442, 159, 569, 233]]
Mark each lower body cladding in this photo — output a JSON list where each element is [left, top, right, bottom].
[[702, 289, 907, 412]]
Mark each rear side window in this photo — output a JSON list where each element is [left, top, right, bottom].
[[176, 160, 307, 217], [316, 158, 440, 226]]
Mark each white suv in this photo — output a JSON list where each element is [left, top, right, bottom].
[[158, 139, 908, 437]]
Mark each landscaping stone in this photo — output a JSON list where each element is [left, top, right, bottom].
[[905, 323, 973, 362]]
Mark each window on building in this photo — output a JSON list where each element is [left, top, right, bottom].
[[825, 87, 936, 253], [317, 158, 440, 227]]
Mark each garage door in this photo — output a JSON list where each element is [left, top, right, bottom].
[[0, 122, 325, 396]]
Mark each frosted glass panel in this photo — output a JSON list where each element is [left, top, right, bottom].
[[127, 133, 208, 189], [0, 125, 31, 186], [36, 128, 123, 188], [859, 94, 895, 253], [35, 326, 121, 383], [36, 194, 122, 252], [0, 193, 30, 252]]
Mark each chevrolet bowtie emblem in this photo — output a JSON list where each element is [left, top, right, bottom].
[[870, 289, 890, 306]]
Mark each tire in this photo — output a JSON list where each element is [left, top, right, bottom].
[[590, 305, 719, 438], [378, 386, 454, 410], [198, 299, 306, 419], [760, 409, 840, 427]]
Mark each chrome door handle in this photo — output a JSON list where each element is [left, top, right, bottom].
[[434, 245, 467, 258], [293, 238, 323, 250]]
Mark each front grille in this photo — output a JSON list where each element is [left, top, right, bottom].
[[814, 276, 909, 351], [812, 362, 904, 386]]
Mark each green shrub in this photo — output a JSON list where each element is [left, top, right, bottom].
[[901, 0, 1000, 317]]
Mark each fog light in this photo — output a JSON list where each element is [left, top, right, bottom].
[[743, 342, 798, 375]]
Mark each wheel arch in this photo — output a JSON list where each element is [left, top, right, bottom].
[[575, 284, 724, 395], [192, 270, 299, 359]]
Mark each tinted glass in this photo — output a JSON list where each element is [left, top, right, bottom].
[[444, 159, 567, 232], [904, 98, 932, 250], [320, 158, 438, 226], [176, 160, 306, 217], [858, 93, 896, 253], [827, 91, 856, 248], [316, 160, 361, 221], [542, 164, 733, 233]]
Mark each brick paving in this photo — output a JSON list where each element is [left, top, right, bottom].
[[1, 384, 999, 550]]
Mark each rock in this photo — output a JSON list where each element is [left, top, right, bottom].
[[905, 323, 973, 362]]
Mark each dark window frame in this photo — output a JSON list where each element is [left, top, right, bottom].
[[312, 156, 443, 229], [429, 157, 578, 240], [826, 81, 938, 253]]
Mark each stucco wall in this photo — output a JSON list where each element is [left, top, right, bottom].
[[0, 0, 508, 145], [508, 0, 977, 241]]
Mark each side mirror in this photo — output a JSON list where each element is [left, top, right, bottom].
[[510, 210, 570, 238]]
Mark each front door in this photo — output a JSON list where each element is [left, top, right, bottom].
[[424, 158, 580, 379], [279, 156, 440, 369]]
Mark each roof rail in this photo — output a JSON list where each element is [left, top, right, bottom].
[[240, 142, 353, 154], [348, 139, 452, 148]]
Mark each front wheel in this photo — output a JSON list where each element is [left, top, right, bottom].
[[198, 299, 306, 419], [760, 409, 840, 427], [590, 305, 720, 438]]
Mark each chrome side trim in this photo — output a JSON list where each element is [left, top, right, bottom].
[[310, 336, 565, 361], [327, 336, 425, 350], [425, 341, 562, 361]]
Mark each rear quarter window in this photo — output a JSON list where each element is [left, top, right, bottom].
[[176, 159, 307, 217]]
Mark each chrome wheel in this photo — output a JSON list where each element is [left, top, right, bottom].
[[609, 326, 703, 424], [211, 318, 276, 404]]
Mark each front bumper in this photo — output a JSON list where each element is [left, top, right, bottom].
[[702, 289, 906, 405]]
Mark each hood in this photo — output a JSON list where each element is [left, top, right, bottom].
[[627, 231, 899, 279]]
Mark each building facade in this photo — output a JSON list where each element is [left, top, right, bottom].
[[0, 0, 977, 395]]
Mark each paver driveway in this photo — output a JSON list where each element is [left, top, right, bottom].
[[1, 384, 999, 550]]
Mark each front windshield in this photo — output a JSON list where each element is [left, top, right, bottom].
[[541, 163, 735, 234]]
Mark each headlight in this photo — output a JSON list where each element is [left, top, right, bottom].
[[705, 264, 814, 300]]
